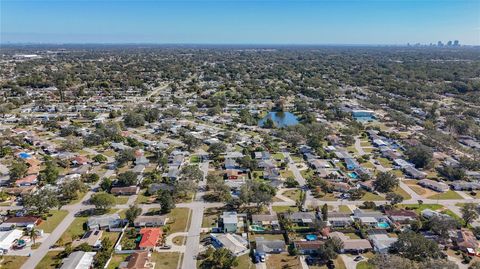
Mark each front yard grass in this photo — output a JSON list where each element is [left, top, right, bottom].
[[202, 208, 220, 228], [266, 253, 300, 269], [234, 254, 254, 269], [37, 210, 69, 233], [338, 205, 352, 213], [35, 251, 63, 269], [56, 217, 87, 246], [399, 204, 444, 214], [393, 187, 411, 200], [167, 208, 192, 233], [114, 196, 130, 204], [428, 190, 463, 200], [283, 189, 301, 201], [0, 255, 28, 269], [151, 252, 182, 269], [272, 205, 299, 213], [360, 192, 384, 201]]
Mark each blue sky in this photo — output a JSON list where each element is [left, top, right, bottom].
[[1, 0, 479, 45]]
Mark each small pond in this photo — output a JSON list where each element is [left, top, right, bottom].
[[258, 111, 299, 128]]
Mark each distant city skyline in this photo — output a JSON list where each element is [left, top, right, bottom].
[[1, 0, 479, 45]]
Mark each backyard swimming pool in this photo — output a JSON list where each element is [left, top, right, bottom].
[[348, 172, 358, 179], [19, 152, 31, 159], [377, 222, 390, 229], [306, 234, 318, 241]]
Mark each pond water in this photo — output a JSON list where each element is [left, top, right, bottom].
[[258, 111, 299, 127]]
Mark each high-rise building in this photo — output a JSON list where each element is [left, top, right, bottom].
[[437, 41, 444, 47], [453, 40, 460, 46], [447, 40, 453, 46]]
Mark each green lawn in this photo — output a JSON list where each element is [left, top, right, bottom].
[[283, 189, 301, 201], [291, 155, 303, 163], [114, 196, 130, 204], [167, 208, 192, 233], [272, 205, 299, 213], [301, 169, 315, 180], [272, 153, 284, 160], [0, 256, 29, 269], [338, 205, 352, 213], [151, 252, 182, 269], [377, 158, 392, 168], [56, 217, 87, 245], [357, 261, 375, 269], [37, 210, 69, 233], [399, 204, 444, 214], [102, 231, 121, 248], [280, 169, 294, 179], [393, 187, 412, 200], [35, 251, 63, 269], [428, 190, 463, 200], [107, 254, 129, 269], [190, 155, 201, 163], [202, 208, 220, 228], [360, 192, 384, 201], [234, 254, 254, 269]]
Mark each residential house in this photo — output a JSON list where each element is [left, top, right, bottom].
[[134, 216, 168, 228], [403, 166, 427, 179], [326, 212, 354, 228], [221, 212, 238, 233], [0, 216, 41, 230], [59, 251, 96, 269], [421, 209, 452, 220], [329, 232, 372, 254], [0, 229, 23, 254], [72, 156, 90, 166], [139, 228, 162, 250], [359, 180, 374, 192], [87, 214, 125, 231], [450, 181, 480, 191], [454, 229, 479, 252], [294, 240, 324, 255], [345, 158, 359, 171], [15, 174, 38, 186], [251, 214, 280, 231], [352, 209, 389, 228], [119, 251, 154, 269], [111, 186, 139, 196], [419, 179, 449, 192], [210, 233, 249, 256], [285, 212, 317, 227], [255, 237, 286, 255], [368, 232, 398, 254], [385, 209, 417, 225], [72, 230, 103, 249]]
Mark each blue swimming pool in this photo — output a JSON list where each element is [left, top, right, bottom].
[[19, 152, 31, 159], [306, 234, 318, 241], [348, 172, 358, 179], [377, 222, 390, 229]]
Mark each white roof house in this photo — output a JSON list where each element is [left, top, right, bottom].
[[0, 229, 23, 253], [60, 251, 96, 269]]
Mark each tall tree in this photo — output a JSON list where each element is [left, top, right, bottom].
[[461, 203, 479, 227], [374, 172, 399, 193]]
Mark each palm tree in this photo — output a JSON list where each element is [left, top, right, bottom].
[[25, 228, 37, 245]]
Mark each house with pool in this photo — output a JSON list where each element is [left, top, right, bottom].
[[352, 209, 391, 229]]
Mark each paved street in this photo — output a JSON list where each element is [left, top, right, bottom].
[[3, 152, 477, 269]]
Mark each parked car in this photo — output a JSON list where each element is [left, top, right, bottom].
[[160, 245, 172, 249]]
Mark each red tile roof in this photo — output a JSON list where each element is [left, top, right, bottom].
[[139, 228, 162, 248]]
